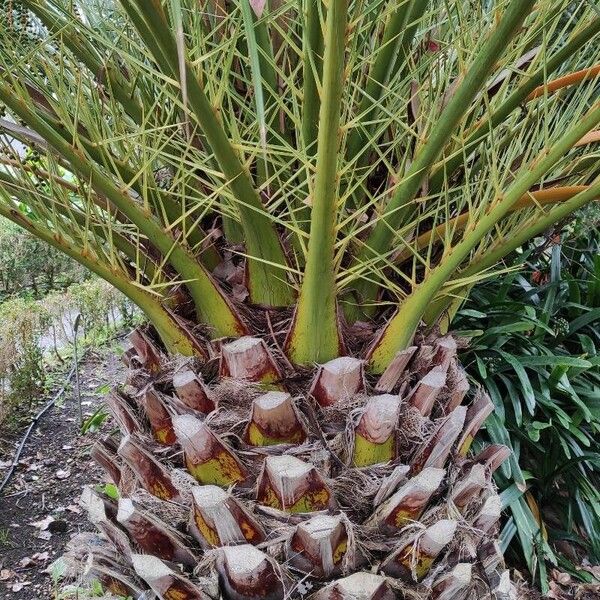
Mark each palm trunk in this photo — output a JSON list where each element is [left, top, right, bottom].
[[66, 327, 513, 600], [3, 3, 600, 598]]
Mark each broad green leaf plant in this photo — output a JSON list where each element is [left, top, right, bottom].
[[457, 231, 600, 589]]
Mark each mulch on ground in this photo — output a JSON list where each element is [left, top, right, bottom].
[[0, 345, 125, 599]]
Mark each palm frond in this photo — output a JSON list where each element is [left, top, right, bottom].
[[0, 0, 599, 366]]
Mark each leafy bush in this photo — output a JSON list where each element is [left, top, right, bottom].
[[0, 296, 50, 420], [457, 231, 600, 590], [0, 278, 135, 425], [65, 279, 130, 340]]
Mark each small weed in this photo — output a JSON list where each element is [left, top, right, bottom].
[[81, 406, 109, 434], [0, 527, 13, 547], [95, 482, 119, 500]]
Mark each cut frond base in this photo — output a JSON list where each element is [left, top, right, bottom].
[[62, 324, 514, 600]]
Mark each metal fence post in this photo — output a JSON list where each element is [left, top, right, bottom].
[[73, 313, 83, 428]]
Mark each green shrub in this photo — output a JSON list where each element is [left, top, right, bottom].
[[458, 230, 600, 589], [0, 278, 136, 424], [66, 279, 121, 337], [0, 296, 50, 421]]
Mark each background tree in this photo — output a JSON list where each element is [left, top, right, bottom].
[[0, 216, 85, 298]]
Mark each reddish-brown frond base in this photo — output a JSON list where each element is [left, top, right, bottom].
[[64, 328, 515, 600]]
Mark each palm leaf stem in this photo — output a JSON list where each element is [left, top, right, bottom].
[[368, 100, 600, 372], [527, 63, 600, 101], [240, 0, 278, 190], [344, 0, 426, 165], [127, 0, 293, 306], [348, 0, 537, 318], [21, 0, 226, 260], [428, 17, 600, 192], [0, 111, 221, 268], [0, 198, 202, 356], [0, 79, 246, 337], [394, 186, 591, 265], [286, 0, 349, 363], [342, 0, 430, 214], [0, 170, 160, 280], [301, 0, 324, 153], [22, 0, 144, 123]]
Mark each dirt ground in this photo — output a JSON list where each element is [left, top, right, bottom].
[[0, 343, 125, 599]]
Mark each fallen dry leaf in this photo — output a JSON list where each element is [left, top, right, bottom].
[[30, 516, 53, 531], [18, 557, 35, 569], [32, 552, 49, 562], [547, 581, 562, 600], [0, 569, 15, 581], [552, 569, 572, 585]]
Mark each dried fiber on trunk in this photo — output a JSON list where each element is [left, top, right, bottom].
[[61, 330, 515, 600]]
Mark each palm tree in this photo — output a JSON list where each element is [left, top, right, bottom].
[[1, 0, 600, 598]]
